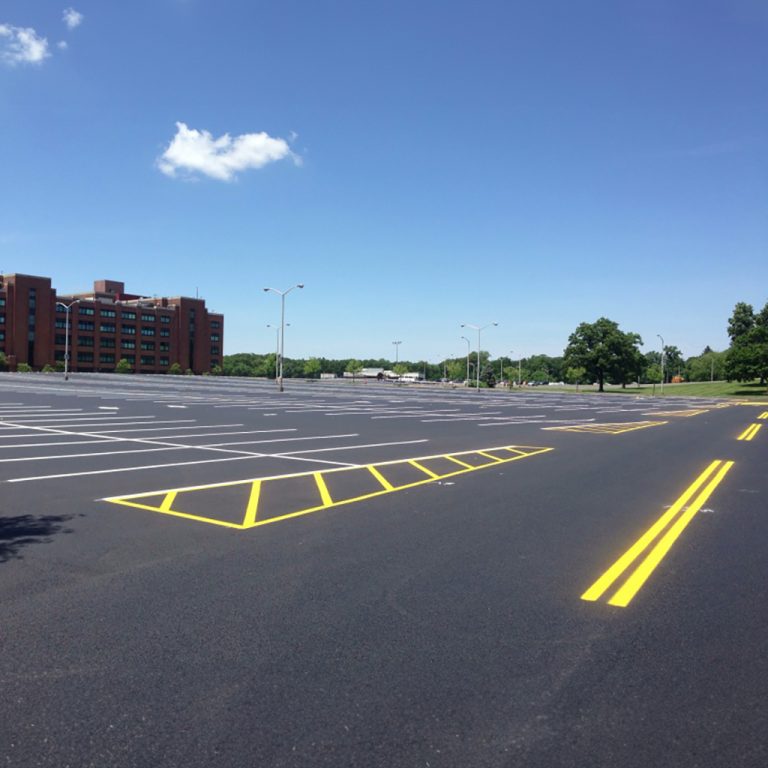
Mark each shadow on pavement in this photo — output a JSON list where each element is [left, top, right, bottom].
[[0, 515, 74, 563]]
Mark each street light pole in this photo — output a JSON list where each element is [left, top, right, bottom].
[[657, 333, 665, 395], [392, 340, 402, 366], [263, 284, 304, 392], [461, 322, 498, 389], [56, 300, 79, 380], [461, 336, 470, 385], [267, 323, 289, 380]]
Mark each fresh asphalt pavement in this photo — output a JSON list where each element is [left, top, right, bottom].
[[0, 373, 766, 767]]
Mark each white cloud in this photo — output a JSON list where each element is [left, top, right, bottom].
[[62, 8, 83, 30], [57, 40, 68, 50], [158, 122, 299, 181], [0, 24, 50, 65]]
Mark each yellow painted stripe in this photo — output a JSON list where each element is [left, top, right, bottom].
[[104, 499, 246, 529], [443, 455, 474, 469], [758, 411, 768, 420], [476, 450, 502, 462], [159, 491, 177, 512], [368, 465, 394, 490], [608, 461, 734, 607], [737, 424, 760, 441], [409, 460, 439, 478], [242, 480, 261, 527], [314, 472, 334, 506], [581, 460, 723, 602]]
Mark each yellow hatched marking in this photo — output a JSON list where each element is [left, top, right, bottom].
[[314, 472, 334, 506], [368, 465, 394, 490], [544, 421, 666, 435], [160, 491, 177, 512], [409, 460, 439, 479], [476, 450, 502, 462], [581, 460, 734, 607], [759, 412, 768, 420], [649, 409, 709, 418], [103, 444, 554, 530], [243, 480, 261, 526]]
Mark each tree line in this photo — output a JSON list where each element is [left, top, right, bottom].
[[221, 299, 766, 390]]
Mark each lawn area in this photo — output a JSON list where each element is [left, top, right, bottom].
[[583, 381, 768, 399]]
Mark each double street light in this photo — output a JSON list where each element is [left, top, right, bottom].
[[263, 284, 304, 392], [56, 299, 79, 380], [267, 323, 290, 380], [460, 335, 471, 385], [392, 340, 402, 365], [460, 322, 498, 389]]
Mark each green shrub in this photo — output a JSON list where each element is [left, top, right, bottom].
[[115, 358, 132, 374], [168, 363, 182, 375]]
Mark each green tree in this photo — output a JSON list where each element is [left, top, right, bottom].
[[564, 366, 586, 385], [346, 359, 363, 381], [563, 317, 643, 392], [210, 364, 223, 376], [481, 365, 496, 388], [303, 357, 322, 378], [662, 345, 684, 382], [115, 358, 132, 374], [725, 300, 768, 384]]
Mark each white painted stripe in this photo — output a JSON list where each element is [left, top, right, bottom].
[[7, 455, 261, 482]]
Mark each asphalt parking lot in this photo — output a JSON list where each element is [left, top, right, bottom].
[[1, 373, 766, 767]]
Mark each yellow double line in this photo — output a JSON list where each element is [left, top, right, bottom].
[[737, 424, 762, 441], [582, 460, 734, 607]]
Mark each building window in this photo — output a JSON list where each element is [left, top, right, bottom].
[[140, 355, 155, 366], [141, 327, 155, 337], [159, 342, 170, 351], [101, 309, 116, 318], [121, 339, 136, 349], [78, 336, 95, 347], [122, 324, 136, 335], [77, 351, 94, 363], [160, 315, 171, 324], [55, 318, 67, 329], [55, 334, 67, 345], [100, 323, 116, 333], [78, 320, 95, 331], [0, 315, 5, 325], [122, 354, 135, 364], [140, 341, 155, 351], [211, 346, 220, 355], [0, 298, 5, 307], [141, 313, 155, 322], [211, 334, 220, 342], [122, 311, 136, 320], [160, 357, 169, 366], [0, 331, 5, 341], [79, 306, 95, 316], [101, 338, 116, 349], [100, 353, 116, 364], [211, 320, 221, 330], [160, 328, 170, 337], [54, 349, 65, 361]]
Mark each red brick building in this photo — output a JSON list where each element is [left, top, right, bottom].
[[0, 274, 223, 374]]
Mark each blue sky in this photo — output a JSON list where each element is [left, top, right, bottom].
[[2, 1, 766, 362]]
